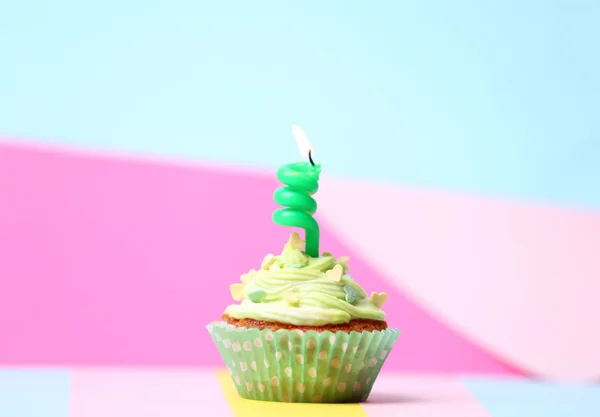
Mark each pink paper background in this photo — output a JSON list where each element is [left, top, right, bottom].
[[2, 141, 600, 380], [0, 143, 516, 373]]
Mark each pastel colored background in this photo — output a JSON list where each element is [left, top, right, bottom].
[[1, 1, 599, 416]]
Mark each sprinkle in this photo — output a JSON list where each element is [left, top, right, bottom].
[[240, 269, 257, 284], [345, 281, 367, 300], [247, 289, 266, 303], [289, 232, 305, 250], [283, 292, 300, 305], [325, 264, 343, 282], [344, 285, 357, 304], [261, 254, 276, 270], [229, 283, 244, 301], [370, 292, 388, 308], [338, 256, 350, 263]]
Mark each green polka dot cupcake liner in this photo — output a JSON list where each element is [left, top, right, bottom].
[[206, 322, 400, 403]]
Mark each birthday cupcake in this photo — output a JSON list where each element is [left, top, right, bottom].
[[206, 125, 399, 403], [206, 233, 400, 403]]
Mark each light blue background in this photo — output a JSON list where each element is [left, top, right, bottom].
[[0, 370, 70, 417], [1, 0, 599, 207], [463, 378, 600, 417]]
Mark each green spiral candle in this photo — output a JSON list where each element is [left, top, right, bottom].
[[273, 125, 322, 258]]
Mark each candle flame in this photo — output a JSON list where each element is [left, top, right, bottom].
[[292, 124, 313, 160]]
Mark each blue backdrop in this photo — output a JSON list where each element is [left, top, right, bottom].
[[1, 0, 598, 206]]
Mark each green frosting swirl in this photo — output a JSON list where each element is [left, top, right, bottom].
[[224, 234, 387, 326]]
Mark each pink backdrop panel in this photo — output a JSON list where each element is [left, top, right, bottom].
[[317, 178, 600, 381], [0, 142, 517, 374]]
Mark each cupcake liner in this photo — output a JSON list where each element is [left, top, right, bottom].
[[206, 321, 400, 403]]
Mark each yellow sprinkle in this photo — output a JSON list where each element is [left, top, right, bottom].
[[283, 292, 300, 305], [261, 254, 276, 270], [230, 283, 245, 301], [240, 269, 257, 284], [370, 292, 388, 308], [289, 232, 305, 250], [325, 264, 343, 282]]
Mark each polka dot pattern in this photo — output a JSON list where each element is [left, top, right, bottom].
[[207, 322, 400, 403]]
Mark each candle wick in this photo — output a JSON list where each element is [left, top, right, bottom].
[[308, 149, 315, 166]]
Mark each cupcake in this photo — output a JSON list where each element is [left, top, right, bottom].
[[207, 232, 400, 403]]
